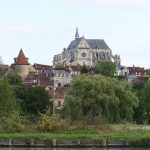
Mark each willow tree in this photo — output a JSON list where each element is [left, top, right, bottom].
[[64, 75, 138, 123]]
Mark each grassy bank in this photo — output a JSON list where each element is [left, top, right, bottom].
[[0, 130, 150, 141]]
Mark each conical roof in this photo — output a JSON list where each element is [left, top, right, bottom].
[[15, 49, 29, 65]]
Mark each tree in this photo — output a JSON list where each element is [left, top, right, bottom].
[[6, 74, 24, 88], [0, 80, 18, 116], [95, 61, 116, 77], [23, 87, 50, 115], [134, 83, 150, 124], [6, 74, 26, 112], [81, 64, 89, 74], [64, 75, 138, 123], [0, 57, 5, 79]]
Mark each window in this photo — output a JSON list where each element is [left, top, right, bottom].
[[58, 101, 61, 107], [82, 52, 86, 57]]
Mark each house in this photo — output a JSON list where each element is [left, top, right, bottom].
[[127, 66, 149, 83]]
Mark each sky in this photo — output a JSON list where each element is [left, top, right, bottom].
[[0, 0, 150, 68]]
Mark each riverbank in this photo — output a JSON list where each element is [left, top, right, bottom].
[[0, 131, 150, 141], [0, 130, 150, 147]]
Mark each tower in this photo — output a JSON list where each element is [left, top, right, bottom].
[[75, 27, 79, 39], [113, 54, 121, 67], [14, 49, 29, 79]]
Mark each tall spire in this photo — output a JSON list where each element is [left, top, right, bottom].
[[75, 27, 79, 39]]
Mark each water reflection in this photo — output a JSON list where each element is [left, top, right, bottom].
[[1, 148, 150, 150]]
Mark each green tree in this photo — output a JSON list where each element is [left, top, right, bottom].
[[23, 87, 49, 115], [6, 75, 26, 113], [6, 74, 23, 87], [96, 61, 116, 77], [64, 75, 138, 123], [81, 64, 89, 74], [134, 83, 150, 124], [0, 80, 18, 116]]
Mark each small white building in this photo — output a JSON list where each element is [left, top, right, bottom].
[[52, 70, 71, 88]]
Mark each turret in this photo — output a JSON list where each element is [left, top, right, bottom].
[[14, 49, 29, 79]]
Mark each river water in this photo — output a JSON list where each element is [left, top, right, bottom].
[[0, 148, 149, 150]]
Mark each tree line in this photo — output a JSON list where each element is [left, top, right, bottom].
[[0, 61, 150, 132]]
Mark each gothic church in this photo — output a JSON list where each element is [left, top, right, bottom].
[[53, 28, 118, 67]]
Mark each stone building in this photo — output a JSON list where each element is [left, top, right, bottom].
[[13, 49, 30, 79], [53, 28, 113, 67]]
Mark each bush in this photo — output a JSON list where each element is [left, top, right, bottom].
[[0, 111, 24, 133], [37, 112, 67, 132]]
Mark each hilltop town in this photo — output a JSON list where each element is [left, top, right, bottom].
[[0, 29, 149, 110]]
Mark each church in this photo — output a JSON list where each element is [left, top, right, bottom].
[[53, 28, 117, 67]]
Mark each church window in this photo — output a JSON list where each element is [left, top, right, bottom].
[[82, 52, 86, 57]]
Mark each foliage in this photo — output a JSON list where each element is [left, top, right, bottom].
[[134, 83, 150, 124], [0, 80, 18, 116], [132, 81, 145, 92], [6, 74, 23, 88], [54, 66, 70, 72], [0, 57, 8, 79], [95, 61, 116, 77], [37, 112, 65, 132], [23, 87, 50, 115], [0, 112, 23, 133], [64, 75, 138, 123], [6, 74, 26, 112], [81, 64, 89, 74]]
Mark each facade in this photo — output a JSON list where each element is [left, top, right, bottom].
[[52, 70, 71, 88], [127, 66, 149, 83], [53, 28, 113, 67], [24, 63, 53, 88], [33, 63, 53, 77]]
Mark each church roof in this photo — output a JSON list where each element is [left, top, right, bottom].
[[67, 38, 111, 50], [86, 39, 111, 50], [15, 49, 29, 65], [67, 38, 82, 50]]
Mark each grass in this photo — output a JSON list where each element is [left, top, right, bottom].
[[0, 123, 150, 141], [0, 130, 150, 141]]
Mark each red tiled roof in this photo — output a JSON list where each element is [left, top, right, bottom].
[[15, 49, 29, 65], [24, 75, 51, 88], [33, 63, 52, 70]]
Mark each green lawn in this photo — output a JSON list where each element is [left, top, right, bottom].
[[0, 130, 150, 141]]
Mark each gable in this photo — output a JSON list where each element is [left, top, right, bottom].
[[77, 38, 90, 49]]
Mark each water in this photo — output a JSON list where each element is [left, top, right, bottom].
[[0, 148, 149, 150]]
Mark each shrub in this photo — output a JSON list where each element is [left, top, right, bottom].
[[0, 111, 24, 133], [37, 112, 67, 132]]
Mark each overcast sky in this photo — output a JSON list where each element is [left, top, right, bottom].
[[0, 0, 150, 68]]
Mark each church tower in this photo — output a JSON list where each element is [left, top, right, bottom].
[[75, 27, 79, 39], [113, 54, 121, 67], [14, 49, 29, 79]]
